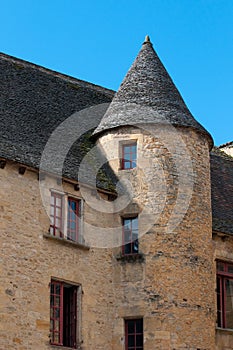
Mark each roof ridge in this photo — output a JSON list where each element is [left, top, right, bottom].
[[218, 141, 233, 148], [0, 51, 115, 97]]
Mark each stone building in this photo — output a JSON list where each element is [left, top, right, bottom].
[[0, 36, 232, 350]]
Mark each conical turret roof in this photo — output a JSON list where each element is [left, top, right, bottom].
[[93, 36, 212, 146]]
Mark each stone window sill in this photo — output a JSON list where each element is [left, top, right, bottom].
[[216, 327, 233, 334], [50, 345, 82, 350], [116, 253, 145, 263], [43, 234, 90, 250]]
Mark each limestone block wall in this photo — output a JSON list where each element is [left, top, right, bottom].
[[0, 162, 116, 350], [98, 125, 216, 350]]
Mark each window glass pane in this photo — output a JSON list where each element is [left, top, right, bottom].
[[128, 335, 135, 347], [127, 320, 135, 334], [50, 195, 55, 204], [136, 318, 143, 332], [225, 279, 233, 329], [50, 319, 54, 329], [50, 206, 54, 215], [50, 307, 54, 318], [217, 277, 222, 327], [227, 264, 233, 275], [124, 145, 131, 153], [56, 197, 62, 206], [124, 243, 131, 255], [131, 144, 137, 152], [124, 161, 131, 169], [50, 283, 54, 294], [132, 217, 138, 229], [123, 217, 138, 255], [54, 333, 59, 344], [54, 320, 60, 331], [217, 261, 225, 272], [56, 208, 61, 217], [132, 161, 137, 168], [133, 240, 139, 253], [124, 219, 131, 227], [136, 335, 143, 346], [55, 228, 60, 236], [55, 284, 60, 294]]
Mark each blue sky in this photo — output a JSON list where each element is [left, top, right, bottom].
[[1, 0, 232, 145]]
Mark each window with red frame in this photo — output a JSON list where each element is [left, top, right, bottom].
[[122, 143, 137, 170], [50, 192, 63, 237], [217, 260, 233, 329], [50, 280, 78, 348], [125, 318, 143, 350], [67, 198, 80, 242], [50, 192, 81, 243], [123, 217, 139, 255]]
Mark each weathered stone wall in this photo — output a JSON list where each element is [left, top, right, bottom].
[[0, 161, 116, 350], [98, 125, 216, 349], [1, 124, 230, 350]]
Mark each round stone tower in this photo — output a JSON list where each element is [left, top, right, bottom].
[[94, 36, 215, 350]]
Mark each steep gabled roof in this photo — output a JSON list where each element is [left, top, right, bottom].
[[94, 36, 212, 147]]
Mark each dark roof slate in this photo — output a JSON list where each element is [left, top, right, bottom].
[[94, 38, 212, 147], [0, 52, 115, 190], [211, 147, 233, 235]]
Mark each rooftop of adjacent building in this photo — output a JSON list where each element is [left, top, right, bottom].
[[219, 141, 233, 148]]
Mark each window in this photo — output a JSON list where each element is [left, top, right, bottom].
[[125, 319, 143, 350], [50, 191, 81, 243], [67, 198, 80, 242], [217, 260, 233, 329], [123, 217, 139, 255], [50, 192, 63, 237], [122, 143, 137, 169], [50, 280, 78, 348]]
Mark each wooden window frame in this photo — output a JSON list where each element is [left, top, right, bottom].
[[122, 217, 139, 256], [217, 260, 233, 329], [125, 318, 143, 350], [50, 192, 63, 238], [121, 142, 137, 170], [67, 197, 80, 242], [50, 191, 82, 244], [50, 279, 79, 348]]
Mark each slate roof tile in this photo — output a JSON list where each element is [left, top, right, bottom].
[[94, 37, 213, 149]]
